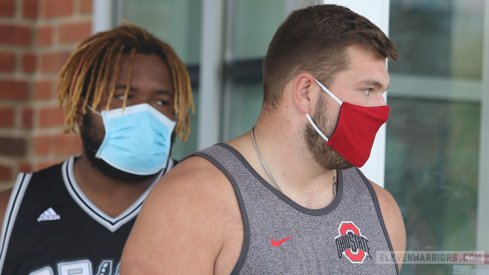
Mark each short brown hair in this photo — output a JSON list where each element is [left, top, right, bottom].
[[262, 4, 398, 107], [58, 24, 194, 141]]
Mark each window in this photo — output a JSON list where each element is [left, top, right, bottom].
[[387, 1, 487, 273]]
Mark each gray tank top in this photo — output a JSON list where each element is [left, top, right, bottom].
[[194, 143, 398, 275]]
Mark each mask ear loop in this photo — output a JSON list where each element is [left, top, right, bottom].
[[304, 80, 343, 142], [306, 114, 329, 142], [314, 79, 343, 106], [87, 105, 102, 116]]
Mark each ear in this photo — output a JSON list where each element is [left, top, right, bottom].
[[291, 72, 317, 115], [75, 97, 86, 130]]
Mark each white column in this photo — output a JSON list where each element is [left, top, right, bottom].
[[476, 0, 489, 263], [92, 0, 114, 33], [198, 0, 225, 149], [322, 0, 391, 187]]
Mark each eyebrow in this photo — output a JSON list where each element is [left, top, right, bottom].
[[114, 84, 174, 96], [155, 89, 174, 96], [358, 80, 390, 91]]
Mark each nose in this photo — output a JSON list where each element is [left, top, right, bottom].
[[129, 95, 151, 106], [375, 93, 387, 107]]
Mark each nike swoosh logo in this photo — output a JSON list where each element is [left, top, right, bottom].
[[271, 235, 293, 247]]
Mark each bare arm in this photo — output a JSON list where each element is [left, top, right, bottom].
[[371, 182, 406, 271], [121, 157, 240, 274]]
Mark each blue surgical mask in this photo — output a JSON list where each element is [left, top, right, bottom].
[[91, 103, 175, 175]]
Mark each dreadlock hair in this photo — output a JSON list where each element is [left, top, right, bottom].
[[57, 23, 195, 141]]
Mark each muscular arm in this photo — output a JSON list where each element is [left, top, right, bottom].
[[121, 157, 241, 274], [371, 182, 406, 271]]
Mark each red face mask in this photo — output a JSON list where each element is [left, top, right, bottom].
[[306, 80, 390, 167]]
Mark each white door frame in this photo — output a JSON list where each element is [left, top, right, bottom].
[[476, 0, 489, 259]]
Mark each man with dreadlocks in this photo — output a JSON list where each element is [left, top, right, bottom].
[[0, 24, 194, 274]]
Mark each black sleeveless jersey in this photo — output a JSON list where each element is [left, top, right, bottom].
[[0, 156, 170, 275]]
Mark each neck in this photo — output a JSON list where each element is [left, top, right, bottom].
[[73, 155, 156, 217], [232, 114, 337, 209]]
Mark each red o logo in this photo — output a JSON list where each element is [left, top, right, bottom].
[[336, 221, 369, 264]]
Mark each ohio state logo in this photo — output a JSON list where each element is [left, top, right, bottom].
[[335, 221, 372, 263]]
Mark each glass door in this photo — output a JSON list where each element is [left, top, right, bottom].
[[387, 1, 488, 274]]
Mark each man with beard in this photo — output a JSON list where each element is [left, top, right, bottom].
[[0, 24, 194, 274], [122, 4, 405, 275]]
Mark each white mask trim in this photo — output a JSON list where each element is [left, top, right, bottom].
[[314, 79, 343, 106], [102, 103, 175, 129], [88, 104, 175, 129], [305, 114, 329, 142]]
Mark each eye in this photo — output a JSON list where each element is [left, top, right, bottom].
[[113, 87, 130, 101], [155, 99, 171, 106], [360, 88, 372, 96], [115, 94, 133, 102]]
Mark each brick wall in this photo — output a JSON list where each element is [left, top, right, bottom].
[[0, 0, 93, 189]]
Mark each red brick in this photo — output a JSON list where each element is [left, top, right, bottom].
[[0, 52, 16, 72], [0, 81, 29, 101], [32, 134, 80, 158], [33, 135, 51, 155], [23, 0, 39, 19], [22, 107, 33, 129], [19, 161, 33, 172], [0, 0, 15, 17], [0, 107, 15, 127], [0, 24, 32, 46], [42, 0, 74, 18], [59, 21, 91, 44], [35, 160, 59, 171], [79, 0, 92, 14], [54, 134, 81, 155], [22, 52, 36, 73], [0, 137, 27, 156], [37, 25, 53, 46], [34, 80, 52, 100], [41, 51, 70, 73], [0, 163, 13, 181], [39, 105, 64, 127]]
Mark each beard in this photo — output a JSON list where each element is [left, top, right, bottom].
[[80, 113, 160, 183], [304, 95, 352, 170]]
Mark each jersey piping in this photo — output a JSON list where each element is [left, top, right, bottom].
[[62, 156, 170, 232], [192, 150, 250, 274], [0, 173, 33, 269], [357, 167, 400, 274]]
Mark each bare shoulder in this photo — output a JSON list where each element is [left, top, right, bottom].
[[0, 188, 13, 229], [370, 181, 406, 268], [150, 155, 233, 205], [121, 155, 242, 274]]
